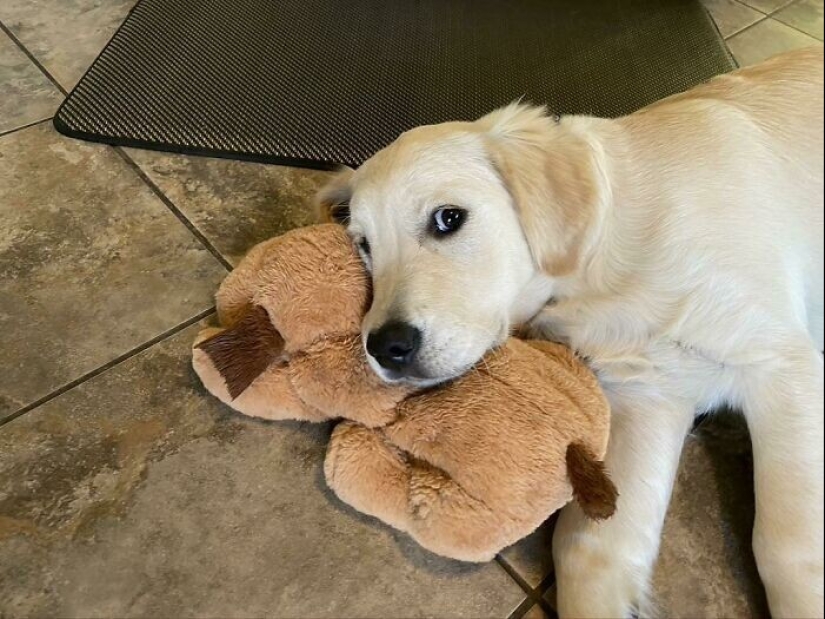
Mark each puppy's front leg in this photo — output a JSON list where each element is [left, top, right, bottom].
[[553, 387, 694, 618], [740, 340, 824, 618]]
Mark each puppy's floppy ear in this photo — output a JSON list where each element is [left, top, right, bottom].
[[477, 103, 601, 276], [196, 305, 286, 399], [317, 166, 355, 225], [566, 442, 618, 520]]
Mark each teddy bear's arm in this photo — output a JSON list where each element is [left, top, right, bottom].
[[325, 422, 520, 562], [289, 336, 409, 428]]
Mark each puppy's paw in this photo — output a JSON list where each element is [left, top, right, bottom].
[[555, 534, 654, 619]]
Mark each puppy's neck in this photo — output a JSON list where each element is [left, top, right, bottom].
[[510, 271, 557, 327]]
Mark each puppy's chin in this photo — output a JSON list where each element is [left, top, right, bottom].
[[365, 355, 453, 388]]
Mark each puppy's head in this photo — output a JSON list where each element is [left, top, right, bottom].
[[318, 104, 601, 386]]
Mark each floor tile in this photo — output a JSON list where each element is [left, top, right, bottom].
[[0, 30, 62, 134], [775, 0, 824, 39], [0, 0, 135, 90], [653, 414, 769, 618], [727, 16, 821, 64], [703, 0, 765, 37], [0, 124, 226, 420], [738, 0, 796, 13], [124, 149, 332, 266], [499, 516, 557, 589], [0, 325, 524, 618]]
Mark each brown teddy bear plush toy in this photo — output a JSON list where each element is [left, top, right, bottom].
[[192, 224, 617, 562]]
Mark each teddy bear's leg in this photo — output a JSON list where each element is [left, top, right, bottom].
[[403, 460, 514, 563], [325, 423, 513, 562], [324, 422, 412, 531]]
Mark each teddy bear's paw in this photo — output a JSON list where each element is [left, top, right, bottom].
[[325, 423, 411, 531]]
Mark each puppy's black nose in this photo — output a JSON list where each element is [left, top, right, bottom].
[[366, 321, 421, 371]]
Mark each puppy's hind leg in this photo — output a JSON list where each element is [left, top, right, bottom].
[[738, 338, 824, 619]]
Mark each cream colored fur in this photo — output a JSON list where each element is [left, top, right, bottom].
[[318, 46, 825, 617]]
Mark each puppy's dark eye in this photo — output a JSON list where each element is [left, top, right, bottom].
[[431, 207, 466, 236], [330, 205, 350, 225], [358, 238, 371, 256]]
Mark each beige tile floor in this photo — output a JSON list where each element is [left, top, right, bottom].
[[0, 1, 821, 617]]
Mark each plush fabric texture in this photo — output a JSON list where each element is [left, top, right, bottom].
[[192, 224, 614, 561]]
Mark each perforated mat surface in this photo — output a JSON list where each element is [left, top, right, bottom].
[[55, 0, 735, 169]]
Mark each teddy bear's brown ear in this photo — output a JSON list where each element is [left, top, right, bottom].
[[566, 442, 619, 521], [196, 305, 286, 399]]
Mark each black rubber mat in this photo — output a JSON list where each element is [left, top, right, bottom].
[[55, 0, 734, 170]]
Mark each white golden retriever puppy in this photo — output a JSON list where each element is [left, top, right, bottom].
[[318, 46, 824, 617]]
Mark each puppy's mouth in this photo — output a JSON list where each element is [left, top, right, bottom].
[[363, 347, 484, 389], [365, 354, 451, 388]]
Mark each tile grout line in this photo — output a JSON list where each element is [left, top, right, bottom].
[[0, 19, 68, 96], [727, 0, 821, 42], [535, 572, 559, 617], [495, 555, 538, 598], [113, 147, 234, 272], [729, 13, 822, 40], [0, 117, 52, 139], [721, 0, 772, 40], [538, 601, 559, 618], [496, 553, 558, 616], [735, 0, 799, 16], [766, 0, 801, 14], [496, 554, 559, 617], [724, 0, 765, 27], [0, 22, 232, 428], [726, 14, 770, 39], [771, 16, 824, 40], [0, 17, 231, 274], [0, 307, 215, 429], [728, 15, 771, 39], [537, 569, 557, 593], [506, 596, 539, 619]]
